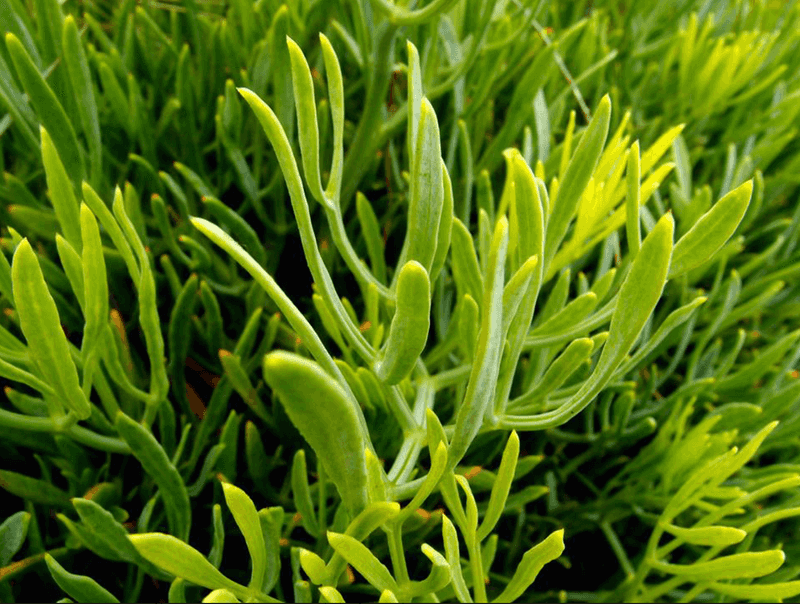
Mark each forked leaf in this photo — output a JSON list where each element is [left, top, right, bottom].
[[82, 182, 140, 283], [503, 213, 673, 429], [666, 421, 778, 520], [408, 544, 451, 596], [396, 442, 447, 524], [441, 515, 471, 603], [41, 127, 82, 251], [374, 261, 430, 385], [0, 511, 30, 566], [512, 338, 595, 410], [545, 95, 611, 266], [477, 431, 520, 541], [298, 548, 327, 585], [202, 589, 241, 603], [327, 532, 399, 593], [323, 502, 401, 584], [355, 193, 387, 283], [379, 590, 400, 603], [192, 217, 354, 399], [287, 37, 325, 206], [12, 239, 90, 420], [669, 180, 752, 278], [365, 448, 389, 503], [45, 554, 119, 603], [449, 218, 508, 467], [115, 412, 191, 541], [451, 218, 484, 306], [319, 33, 344, 199], [650, 550, 785, 581], [502, 256, 539, 337], [80, 204, 108, 391], [71, 498, 146, 565], [454, 475, 479, 541], [659, 523, 746, 547], [405, 98, 444, 273], [529, 292, 598, 337], [6, 33, 84, 183], [221, 483, 267, 591], [493, 530, 565, 603], [406, 41, 423, 165], [710, 580, 800, 600], [63, 15, 101, 186], [318, 586, 346, 603], [128, 533, 246, 597], [263, 351, 370, 516], [291, 450, 320, 537], [430, 161, 454, 284], [625, 140, 641, 257]]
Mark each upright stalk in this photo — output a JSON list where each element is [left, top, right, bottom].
[[341, 22, 399, 207]]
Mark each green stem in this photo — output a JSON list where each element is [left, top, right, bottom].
[[388, 433, 423, 483], [386, 523, 411, 588], [385, 386, 417, 434], [69, 424, 132, 454], [341, 22, 398, 207], [389, 475, 426, 500], [142, 399, 161, 429], [325, 205, 393, 300], [318, 463, 328, 549], [0, 407, 131, 453], [430, 364, 472, 391], [600, 520, 635, 578], [623, 521, 664, 602], [468, 535, 488, 603], [0, 547, 71, 584]]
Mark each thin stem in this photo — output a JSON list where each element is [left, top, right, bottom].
[[387, 433, 423, 483], [468, 536, 488, 603], [385, 386, 418, 434], [0, 407, 130, 454], [389, 475, 426, 500], [430, 364, 472, 391], [68, 424, 132, 454], [600, 520, 635, 578], [386, 523, 411, 588], [318, 463, 328, 549], [142, 400, 161, 429], [324, 205, 393, 300], [0, 547, 72, 584], [622, 520, 665, 602], [341, 22, 398, 207]]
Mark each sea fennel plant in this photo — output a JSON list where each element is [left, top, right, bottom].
[[2, 1, 800, 603], [144, 35, 762, 602]]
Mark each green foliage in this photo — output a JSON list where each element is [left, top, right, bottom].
[[2, 1, 800, 603]]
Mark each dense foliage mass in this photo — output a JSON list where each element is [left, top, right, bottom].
[[2, 0, 800, 602]]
